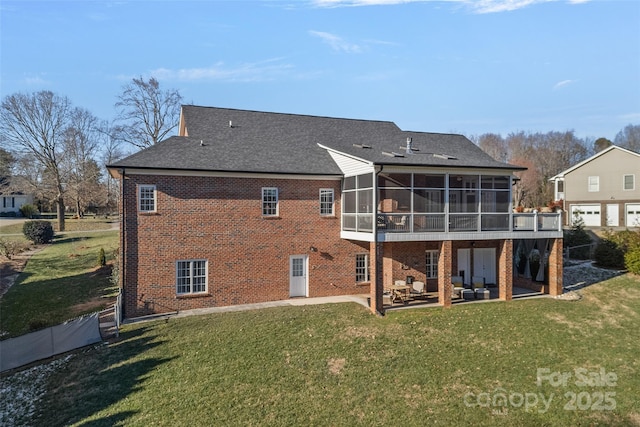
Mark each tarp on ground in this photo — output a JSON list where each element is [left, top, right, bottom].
[[0, 312, 101, 373]]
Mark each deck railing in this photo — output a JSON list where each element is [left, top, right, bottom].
[[343, 212, 562, 233]]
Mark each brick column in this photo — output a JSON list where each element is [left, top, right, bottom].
[[499, 239, 513, 301], [548, 238, 563, 296], [438, 240, 452, 307], [383, 243, 393, 288], [369, 241, 384, 315]]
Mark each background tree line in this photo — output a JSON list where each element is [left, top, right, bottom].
[[471, 126, 640, 209], [0, 77, 182, 231], [1, 77, 639, 230]]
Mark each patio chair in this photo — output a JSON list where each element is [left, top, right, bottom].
[[471, 276, 485, 290], [471, 276, 487, 299], [451, 276, 464, 299], [383, 292, 393, 306], [410, 281, 426, 299]]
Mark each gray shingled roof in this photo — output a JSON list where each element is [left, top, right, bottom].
[[108, 105, 524, 174]]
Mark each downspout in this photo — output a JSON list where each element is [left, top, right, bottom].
[[374, 165, 384, 315], [120, 168, 126, 320]]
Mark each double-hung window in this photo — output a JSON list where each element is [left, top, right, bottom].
[[176, 260, 208, 295], [588, 176, 599, 192], [425, 250, 439, 279], [355, 254, 369, 283], [262, 187, 278, 216], [138, 185, 157, 212], [319, 188, 334, 216], [624, 174, 635, 191]]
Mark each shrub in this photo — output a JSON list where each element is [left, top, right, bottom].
[[22, 220, 54, 244], [0, 238, 27, 260], [110, 249, 120, 287], [564, 213, 592, 259], [19, 204, 39, 219], [98, 247, 106, 266], [594, 239, 625, 269], [606, 229, 640, 253], [625, 248, 640, 275]]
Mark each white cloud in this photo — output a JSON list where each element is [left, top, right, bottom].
[[553, 79, 575, 90], [309, 0, 589, 13], [149, 59, 294, 82], [309, 30, 363, 53], [23, 74, 49, 86], [619, 112, 640, 122]]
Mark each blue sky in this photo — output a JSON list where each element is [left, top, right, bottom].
[[1, 0, 639, 141]]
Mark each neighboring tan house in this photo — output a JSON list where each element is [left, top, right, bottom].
[[550, 145, 640, 228], [0, 192, 33, 216], [107, 105, 563, 318]]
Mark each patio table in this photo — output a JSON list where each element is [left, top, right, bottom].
[[387, 284, 411, 303]]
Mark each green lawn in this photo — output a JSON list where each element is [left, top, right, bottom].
[[22, 274, 640, 426], [0, 231, 119, 337], [0, 217, 115, 235]]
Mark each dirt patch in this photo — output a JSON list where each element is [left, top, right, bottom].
[[327, 357, 346, 375], [343, 326, 377, 340], [70, 297, 110, 315], [545, 312, 583, 331], [0, 246, 44, 299]]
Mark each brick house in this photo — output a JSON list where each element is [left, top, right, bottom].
[[107, 106, 563, 318], [550, 145, 640, 228]]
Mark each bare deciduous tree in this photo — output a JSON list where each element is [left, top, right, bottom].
[[614, 124, 640, 152], [473, 133, 508, 162], [63, 108, 105, 217], [0, 91, 72, 231], [114, 76, 183, 150], [99, 121, 127, 212], [0, 145, 15, 186]]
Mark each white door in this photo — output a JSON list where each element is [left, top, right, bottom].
[[289, 255, 308, 297], [606, 204, 619, 227], [457, 249, 471, 286], [571, 204, 601, 227], [626, 204, 640, 227], [473, 248, 496, 285]]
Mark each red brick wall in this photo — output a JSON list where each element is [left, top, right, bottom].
[[120, 174, 369, 317], [548, 238, 563, 296]]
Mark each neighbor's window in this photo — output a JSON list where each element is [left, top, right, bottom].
[[588, 176, 599, 192], [262, 187, 278, 216], [319, 188, 334, 216], [425, 250, 439, 279], [176, 260, 207, 295], [138, 185, 157, 212], [624, 174, 635, 190], [355, 254, 370, 283]]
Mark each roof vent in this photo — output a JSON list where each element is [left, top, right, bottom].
[[382, 151, 405, 158], [400, 137, 419, 154], [229, 120, 233, 128], [433, 153, 457, 160], [200, 140, 205, 146], [353, 143, 372, 149]]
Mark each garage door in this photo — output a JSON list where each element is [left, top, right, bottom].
[[571, 205, 601, 227], [627, 204, 640, 227]]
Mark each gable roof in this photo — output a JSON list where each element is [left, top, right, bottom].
[[550, 145, 640, 180], [108, 105, 524, 175]]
